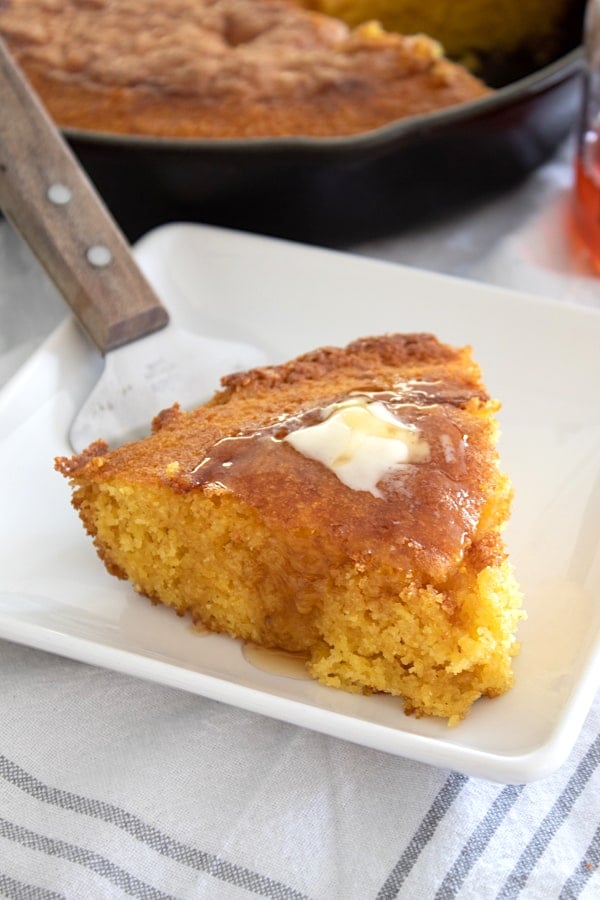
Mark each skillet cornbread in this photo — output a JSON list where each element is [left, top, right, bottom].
[[0, 0, 489, 137]]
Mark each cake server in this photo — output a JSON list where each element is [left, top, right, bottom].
[[0, 38, 265, 452]]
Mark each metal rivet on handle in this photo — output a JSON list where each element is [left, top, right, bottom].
[[86, 244, 113, 268], [47, 182, 72, 205]]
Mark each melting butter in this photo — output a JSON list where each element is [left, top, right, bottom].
[[284, 399, 429, 498]]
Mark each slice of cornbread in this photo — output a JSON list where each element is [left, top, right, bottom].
[[55, 333, 523, 723]]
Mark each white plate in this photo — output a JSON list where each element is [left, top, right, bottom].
[[1, 223, 599, 784]]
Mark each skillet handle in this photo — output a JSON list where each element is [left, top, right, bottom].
[[0, 37, 169, 353]]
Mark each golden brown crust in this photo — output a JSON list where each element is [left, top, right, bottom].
[[0, 0, 490, 138], [218, 332, 484, 393], [55, 439, 109, 476]]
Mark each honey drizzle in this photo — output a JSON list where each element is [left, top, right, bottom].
[[242, 642, 311, 680], [190, 381, 476, 487]]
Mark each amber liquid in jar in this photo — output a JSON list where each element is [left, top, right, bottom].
[[574, 130, 600, 270], [574, 1, 600, 269]]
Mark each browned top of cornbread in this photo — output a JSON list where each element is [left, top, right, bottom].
[[0, 0, 490, 138], [57, 334, 508, 581]]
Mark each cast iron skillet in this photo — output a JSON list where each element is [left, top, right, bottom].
[[63, 37, 585, 246]]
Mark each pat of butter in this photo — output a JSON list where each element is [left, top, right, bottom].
[[284, 400, 429, 498]]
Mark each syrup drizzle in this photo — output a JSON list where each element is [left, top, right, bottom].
[[242, 642, 311, 680], [191, 381, 475, 488], [187, 380, 483, 566]]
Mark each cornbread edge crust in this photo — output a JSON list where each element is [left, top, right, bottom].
[[55, 333, 524, 724]]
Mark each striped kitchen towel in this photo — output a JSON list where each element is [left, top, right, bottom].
[[0, 640, 598, 900]]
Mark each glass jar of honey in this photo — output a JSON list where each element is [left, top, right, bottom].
[[574, 0, 600, 268]]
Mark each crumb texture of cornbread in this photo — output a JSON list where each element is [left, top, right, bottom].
[[55, 333, 523, 724], [0, 0, 489, 138], [305, 0, 578, 66]]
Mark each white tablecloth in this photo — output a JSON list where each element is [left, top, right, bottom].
[[0, 139, 599, 900]]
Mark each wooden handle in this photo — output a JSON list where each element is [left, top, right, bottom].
[[0, 38, 169, 353]]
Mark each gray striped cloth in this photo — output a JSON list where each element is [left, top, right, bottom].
[[0, 640, 598, 899], [1, 138, 599, 900]]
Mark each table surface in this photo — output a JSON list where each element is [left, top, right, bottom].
[[0, 137, 599, 900]]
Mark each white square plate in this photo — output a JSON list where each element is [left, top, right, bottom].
[[1, 223, 599, 784]]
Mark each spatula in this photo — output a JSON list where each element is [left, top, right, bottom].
[[0, 38, 266, 452]]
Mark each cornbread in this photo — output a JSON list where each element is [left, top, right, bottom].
[[305, 0, 579, 67], [55, 334, 523, 724], [0, 0, 489, 138]]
